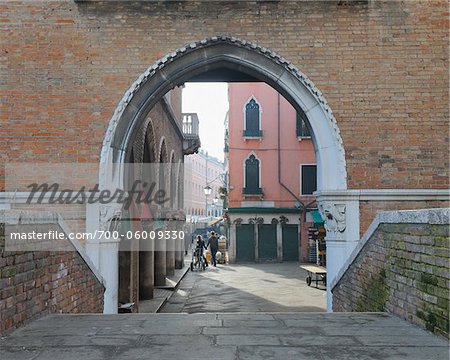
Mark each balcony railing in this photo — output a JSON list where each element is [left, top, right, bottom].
[[182, 113, 199, 137], [182, 113, 201, 155]]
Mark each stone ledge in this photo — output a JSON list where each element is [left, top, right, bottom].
[[316, 189, 450, 201], [0, 209, 59, 225], [0, 209, 105, 287]]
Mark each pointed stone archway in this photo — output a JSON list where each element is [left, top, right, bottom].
[[96, 36, 354, 313]]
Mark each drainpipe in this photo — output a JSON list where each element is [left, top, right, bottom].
[[277, 93, 305, 210]]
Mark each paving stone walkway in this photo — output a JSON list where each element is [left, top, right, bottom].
[[0, 313, 448, 360], [160, 262, 327, 313]]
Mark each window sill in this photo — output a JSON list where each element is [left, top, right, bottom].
[[243, 130, 263, 139], [243, 188, 264, 197]]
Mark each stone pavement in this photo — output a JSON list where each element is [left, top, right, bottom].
[[139, 257, 191, 313], [0, 312, 448, 360], [160, 262, 326, 313]]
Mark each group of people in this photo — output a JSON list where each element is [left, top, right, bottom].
[[195, 231, 219, 267]]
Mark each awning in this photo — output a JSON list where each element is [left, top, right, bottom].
[[312, 210, 324, 225], [208, 217, 223, 227]]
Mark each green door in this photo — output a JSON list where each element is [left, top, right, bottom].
[[236, 224, 255, 262], [282, 225, 299, 261], [258, 224, 277, 260]]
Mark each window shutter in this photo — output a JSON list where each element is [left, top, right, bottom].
[[301, 165, 317, 195], [244, 155, 262, 194], [244, 99, 261, 137]]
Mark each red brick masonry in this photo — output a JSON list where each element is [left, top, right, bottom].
[[332, 209, 449, 338], [0, 220, 104, 334]]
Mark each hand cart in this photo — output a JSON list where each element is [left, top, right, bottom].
[[300, 265, 327, 287]]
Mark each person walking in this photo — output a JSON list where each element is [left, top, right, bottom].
[[195, 235, 208, 267], [208, 231, 219, 267]]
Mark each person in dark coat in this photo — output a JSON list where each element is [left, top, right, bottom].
[[195, 235, 208, 266], [208, 231, 219, 267]]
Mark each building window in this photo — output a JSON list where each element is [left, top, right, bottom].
[[301, 165, 317, 195], [296, 110, 311, 138], [243, 154, 263, 195], [243, 98, 263, 138]]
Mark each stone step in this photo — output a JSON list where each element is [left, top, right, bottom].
[[0, 312, 448, 360]]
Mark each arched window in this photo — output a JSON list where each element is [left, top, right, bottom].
[[177, 161, 183, 210], [243, 154, 262, 195], [158, 139, 167, 209], [169, 152, 176, 208], [243, 98, 262, 138]]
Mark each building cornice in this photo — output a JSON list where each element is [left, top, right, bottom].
[[316, 189, 450, 201]]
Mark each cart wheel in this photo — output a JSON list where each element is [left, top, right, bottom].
[[306, 276, 312, 286], [190, 262, 194, 272]]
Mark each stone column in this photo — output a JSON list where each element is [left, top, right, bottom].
[[317, 196, 360, 312], [86, 203, 100, 268], [98, 204, 122, 314], [154, 225, 166, 286], [139, 221, 154, 299], [229, 223, 237, 263], [139, 248, 154, 299], [166, 236, 175, 276], [100, 239, 120, 314], [175, 232, 184, 269], [276, 222, 283, 262], [254, 224, 259, 262]]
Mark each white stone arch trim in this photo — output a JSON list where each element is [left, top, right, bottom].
[[96, 35, 349, 314], [99, 35, 347, 193], [242, 95, 263, 133]]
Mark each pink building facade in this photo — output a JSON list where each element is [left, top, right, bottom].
[[184, 148, 225, 222], [226, 82, 320, 263]]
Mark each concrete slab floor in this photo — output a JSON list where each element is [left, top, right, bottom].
[[0, 313, 448, 360], [160, 262, 327, 313]]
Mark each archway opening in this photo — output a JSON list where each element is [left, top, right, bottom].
[[98, 36, 348, 314]]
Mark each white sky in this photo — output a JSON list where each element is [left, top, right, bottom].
[[182, 83, 228, 162]]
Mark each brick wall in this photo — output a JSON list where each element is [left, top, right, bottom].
[[0, 213, 104, 334], [359, 200, 449, 236], [0, 1, 448, 189], [332, 209, 449, 338]]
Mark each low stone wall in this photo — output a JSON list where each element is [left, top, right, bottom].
[[332, 208, 449, 338], [0, 210, 104, 334]]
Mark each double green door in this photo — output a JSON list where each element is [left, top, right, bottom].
[[236, 224, 299, 262]]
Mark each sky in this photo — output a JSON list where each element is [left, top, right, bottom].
[[182, 82, 228, 162]]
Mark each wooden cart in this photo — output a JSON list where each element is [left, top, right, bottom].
[[300, 265, 327, 287]]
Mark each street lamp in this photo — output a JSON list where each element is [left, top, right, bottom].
[[203, 185, 212, 217]]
